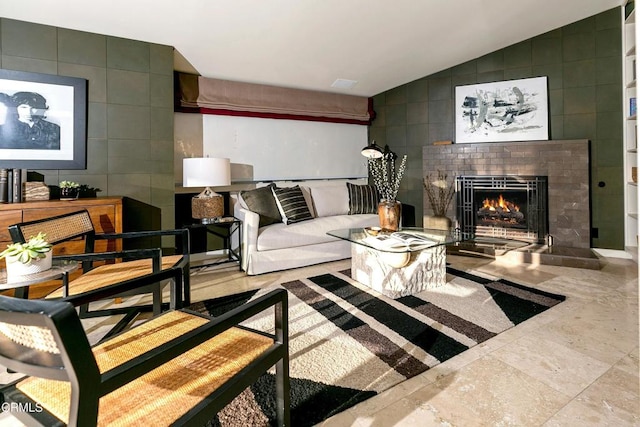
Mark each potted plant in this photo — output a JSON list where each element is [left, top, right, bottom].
[[59, 180, 80, 200], [368, 149, 408, 231], [0, 232, 53, 277], [423, 170, 455, 230]]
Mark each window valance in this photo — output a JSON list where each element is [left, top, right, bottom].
[[175, 72, 374, 125]]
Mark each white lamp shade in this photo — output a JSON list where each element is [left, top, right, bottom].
[[183, 157, 231, 187]]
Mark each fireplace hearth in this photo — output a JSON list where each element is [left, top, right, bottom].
[[457, 175, 548, 243]]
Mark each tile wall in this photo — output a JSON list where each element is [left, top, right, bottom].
[[369, 7, 622, 249], [0, 19, 175, 229]]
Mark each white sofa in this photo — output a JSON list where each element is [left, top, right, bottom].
[[233, 180, 379, 275]]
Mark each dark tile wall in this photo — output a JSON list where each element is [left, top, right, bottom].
[[0, 19, 175, 229], [424, 140, 590, 248], [370, 7, 622, 249]]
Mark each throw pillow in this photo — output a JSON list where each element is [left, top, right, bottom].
[[272, 186, 314, 224], [347, 182, 380, 214], [309, 185, 349, 217], [239, 183, 282, 227]]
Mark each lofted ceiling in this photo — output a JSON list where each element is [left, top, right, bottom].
[[0, 0, 622, 97]]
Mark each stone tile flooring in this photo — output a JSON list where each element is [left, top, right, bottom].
[[0, 253, 637, 426]]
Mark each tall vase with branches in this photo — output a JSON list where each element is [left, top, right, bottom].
[[368, 151, 407, 231], [423, 170, 455, 229]]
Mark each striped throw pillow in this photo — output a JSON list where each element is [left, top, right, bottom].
[[347, 183, 380, 214], [272, 186, 314, 224]]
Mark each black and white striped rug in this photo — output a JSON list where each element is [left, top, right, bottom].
[[193, 267, 565, 427]]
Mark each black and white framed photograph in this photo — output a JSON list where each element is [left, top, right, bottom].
[[455, 76, 549, 144], [0, 69, 87, 169]]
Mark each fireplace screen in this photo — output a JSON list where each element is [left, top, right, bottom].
[[456, 176, 548, 243]]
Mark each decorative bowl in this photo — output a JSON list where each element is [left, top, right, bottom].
[[364, 226, 382, 236]]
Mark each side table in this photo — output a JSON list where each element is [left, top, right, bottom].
[[0, 260, 79, 299], [185, 217, 242, 271]]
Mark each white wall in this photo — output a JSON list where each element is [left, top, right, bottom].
[[201, 115, 368, 182]]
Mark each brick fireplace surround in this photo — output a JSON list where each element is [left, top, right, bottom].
[[423, 139, 590, 249]]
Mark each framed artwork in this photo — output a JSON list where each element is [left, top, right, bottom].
[[454, 76, 549, 144], [0, 69, 87, 169]]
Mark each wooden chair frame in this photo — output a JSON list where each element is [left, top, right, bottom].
[[0, 289, 290, 426], [7, 210, 191, 338]]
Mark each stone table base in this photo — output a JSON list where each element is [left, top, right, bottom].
[[350, 243, 446, 299]]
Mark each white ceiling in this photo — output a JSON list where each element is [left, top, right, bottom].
[[0, 0, 622, 97]]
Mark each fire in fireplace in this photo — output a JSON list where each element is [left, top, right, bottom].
[[476, 191, 526, 228], [457, 176, 548, 243]]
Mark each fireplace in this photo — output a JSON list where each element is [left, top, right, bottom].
[[456, 175, 548, 243]]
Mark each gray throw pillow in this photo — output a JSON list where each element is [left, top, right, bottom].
[[347, 182, 380, 214], [240, 183, 282, 227]]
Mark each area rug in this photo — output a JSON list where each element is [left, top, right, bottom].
[[190, 266, 566, 427]]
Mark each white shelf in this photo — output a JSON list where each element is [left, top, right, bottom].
[[623, 1, 640, 258]]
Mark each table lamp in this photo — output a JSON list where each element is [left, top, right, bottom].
[[183, 157, 231, 224]]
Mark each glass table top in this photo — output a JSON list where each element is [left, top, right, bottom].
[[327, 227, 474, 253]]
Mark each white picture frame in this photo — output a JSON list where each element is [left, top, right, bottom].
[[454, 76, 549, 144]]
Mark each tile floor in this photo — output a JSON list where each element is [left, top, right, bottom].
[[1, 253, 638, 426]]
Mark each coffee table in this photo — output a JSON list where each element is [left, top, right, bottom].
[[328, 227, 472, 299]]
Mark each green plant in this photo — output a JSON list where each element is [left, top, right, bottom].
[[59, 180, 80, 189], [0, 232, 52, 264]]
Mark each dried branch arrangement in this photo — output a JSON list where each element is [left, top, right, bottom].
[[368, 153, 407, 202], [423, 170, 455, 216]]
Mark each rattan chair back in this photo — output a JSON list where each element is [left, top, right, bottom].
[[0, 296, 100, 425], [8, 210, 95, 247]]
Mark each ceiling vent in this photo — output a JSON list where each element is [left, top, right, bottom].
[[331, 78, 358, 89]]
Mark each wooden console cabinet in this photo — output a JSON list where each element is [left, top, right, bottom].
[[0, 197, 123, 265]]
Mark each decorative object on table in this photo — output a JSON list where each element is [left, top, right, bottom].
[[0, 168, 7, 203], [423, 170, 455, 230], [78, 184, 101, 198], [59, 180, 80, 200], [0, 232, 52, 277], [183, 157, 231, 224], [455, 76, 549, 144], [367, 145, 407, 232], [24, 182, 50, 201], [11, 169, 22, 203]]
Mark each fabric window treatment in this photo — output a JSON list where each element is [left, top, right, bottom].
[[175, 72, 374, 125]]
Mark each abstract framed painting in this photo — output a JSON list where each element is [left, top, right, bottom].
[[0, 69, 87, 169], [454, 76, 549, 144]]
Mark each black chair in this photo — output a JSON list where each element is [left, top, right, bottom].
[[8, 209, 191, 338], [0, 289, 290, 426]]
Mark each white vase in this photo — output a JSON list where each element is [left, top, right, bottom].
[[6, 251, 53, 278]]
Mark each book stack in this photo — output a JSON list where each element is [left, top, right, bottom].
[[631, 97, 637, 118], [0, 168, 23, 203]]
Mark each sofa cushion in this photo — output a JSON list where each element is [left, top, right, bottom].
[[240, 183, 281, 227], [256, 214, 379, 251], [310, 185, 349, 217], [272, 186, 314, 224], [347, 183, 380, 214]]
